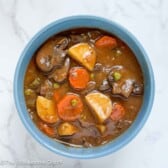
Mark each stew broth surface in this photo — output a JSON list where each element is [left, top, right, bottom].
[[24, 28, 143, 147]]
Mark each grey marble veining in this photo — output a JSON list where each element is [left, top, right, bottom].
[[0, 0, 168, 167]]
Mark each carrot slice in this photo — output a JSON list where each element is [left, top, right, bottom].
[[53, 83, 69, 103], [57, 94, 83, 121], [53, 88, 65, 102], [53, 90, 61, 102], [69, 67, 90, 90], [110, 103, 125, 121], [95, 36, 117, 49], [38, 121, 55, 137]]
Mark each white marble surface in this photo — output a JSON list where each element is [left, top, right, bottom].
[[0, 0, 168, 167]]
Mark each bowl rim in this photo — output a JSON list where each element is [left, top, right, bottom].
[[14, 15, 155, 159]]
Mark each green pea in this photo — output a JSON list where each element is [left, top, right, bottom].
[[113, 72, 122, 81], [90, 73, 95, 80], [71, 99, 78, 107], [53, 83, 60, 89], [24, 89, 34, 96], [30, 77, 41, 88]]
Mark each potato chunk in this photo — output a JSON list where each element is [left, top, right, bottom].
[[36, 96, 58, 123], [58, 122, 78, 136], [68, 43, 96, 71], [96, 124, 106, 134], [85, 92, 112, 123]]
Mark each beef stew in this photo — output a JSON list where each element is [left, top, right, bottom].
[[24, 28, 144, 147]]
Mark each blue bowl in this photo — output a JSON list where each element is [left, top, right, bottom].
[[14, 15, 155, 159]]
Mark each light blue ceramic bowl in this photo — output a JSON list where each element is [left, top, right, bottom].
[[14, 15, 155, 159]]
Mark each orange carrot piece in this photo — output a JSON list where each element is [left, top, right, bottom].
[[57, 94, 83, 121], [53, 86, 69, 103], [69, 67, 90, 90], [95, 36, 117, 49], [53, 90, 61, 102], [110, 103, 125, 121], [38, 121, 55, 137]]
